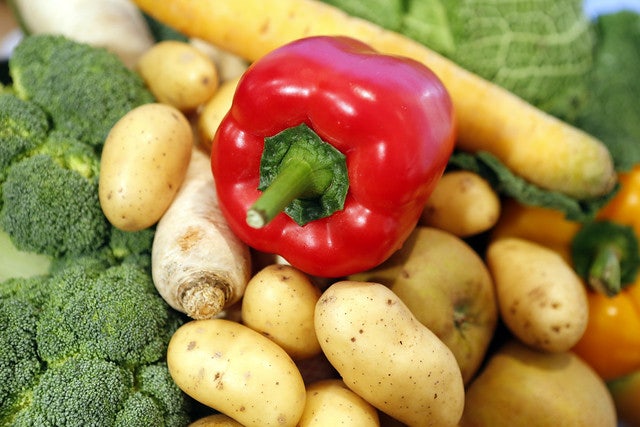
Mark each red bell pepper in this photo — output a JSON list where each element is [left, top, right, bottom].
[[211, 36, 455, 277]]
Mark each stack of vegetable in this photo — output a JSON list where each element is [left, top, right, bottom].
[[0, 34, 196, 426], [2, 0, 640, 426]]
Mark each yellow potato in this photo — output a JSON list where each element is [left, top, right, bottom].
[[420, 170, 501, 237], [99, 103, 192, 231], [137, 40, 219, 111], [315, 281, 465, 427], [298, 379, 380, 427], [167, 319, 306, 427], [188, 413, 243, 426], [197, 76, 240, 150], [241, 264, 322, 360], [486, 237, 589, 353], [460, 340, 617, 427]]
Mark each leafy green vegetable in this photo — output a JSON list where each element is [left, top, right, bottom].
[[321, 0, 595, 121], [574, 11, 640, 171], [448, 151, 616, 222], [321, 0, 404, 32]]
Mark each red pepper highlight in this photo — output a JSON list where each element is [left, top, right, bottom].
[[211, 36, 455, 277]]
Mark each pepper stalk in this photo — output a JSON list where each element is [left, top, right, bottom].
[[246, 123, 349, 228], [571, 220, 640, 296]]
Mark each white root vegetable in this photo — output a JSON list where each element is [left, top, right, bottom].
[[10, 0, 155, 67], [151, 147, 252, 319]]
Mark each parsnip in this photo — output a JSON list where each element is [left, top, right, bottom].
[[151, 147, 251, 319], [132, 0, 616, 200], [12, 0, 155, 67]]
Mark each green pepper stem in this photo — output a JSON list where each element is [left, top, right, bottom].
[[588, 245, 622, 296], [246, 123, 349, 228], [247, 160, 314, 228]]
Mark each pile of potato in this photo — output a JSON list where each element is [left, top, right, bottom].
[[98, 39, 618, 427]]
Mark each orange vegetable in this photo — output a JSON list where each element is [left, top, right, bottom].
[[571, 282, 640, 380], [492, 166, 640, 381]]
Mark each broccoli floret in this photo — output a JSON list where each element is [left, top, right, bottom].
[[0, 276, 49, 420], [9, 34, 155, 148], [0, 292, 43, 416], [0, 262, 192, 427], [109, 226, 156, 271], [37, 263, 178, 366], [0, 93, 49, 182], [0, 153, 109, 257], [33, 130, 102, 180], [0, 34, 156, 259], [47, 226, 156, 278], [115, 364, 192, 427], [13, 357, 133, 427]]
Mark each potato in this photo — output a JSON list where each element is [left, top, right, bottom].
[[460, 340, 617, 427], [136, 40, 219, 111], [486, 237, 589, 353], [99, 103, 192, 231], [167, 319, 306, 427], [420, 170, 501, 237], [241, 264, 322, 360], [188, 413, 244, 426], [197, 76, 240, 150], [298, 379, 380, 427], [350, 226, 498, 385], [315, 281, 465, 427]]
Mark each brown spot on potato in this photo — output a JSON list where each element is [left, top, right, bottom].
[[214, 371, 224, 390]]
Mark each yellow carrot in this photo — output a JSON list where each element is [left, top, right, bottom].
[[133, 0, 616, 200]]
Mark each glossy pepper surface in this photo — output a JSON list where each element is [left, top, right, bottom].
[[211, 36, 455, 277]]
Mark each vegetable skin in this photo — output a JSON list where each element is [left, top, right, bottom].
[[132, 0, 616, 200], [151, 148, 252, 319], [10, 0, 156, 68]]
